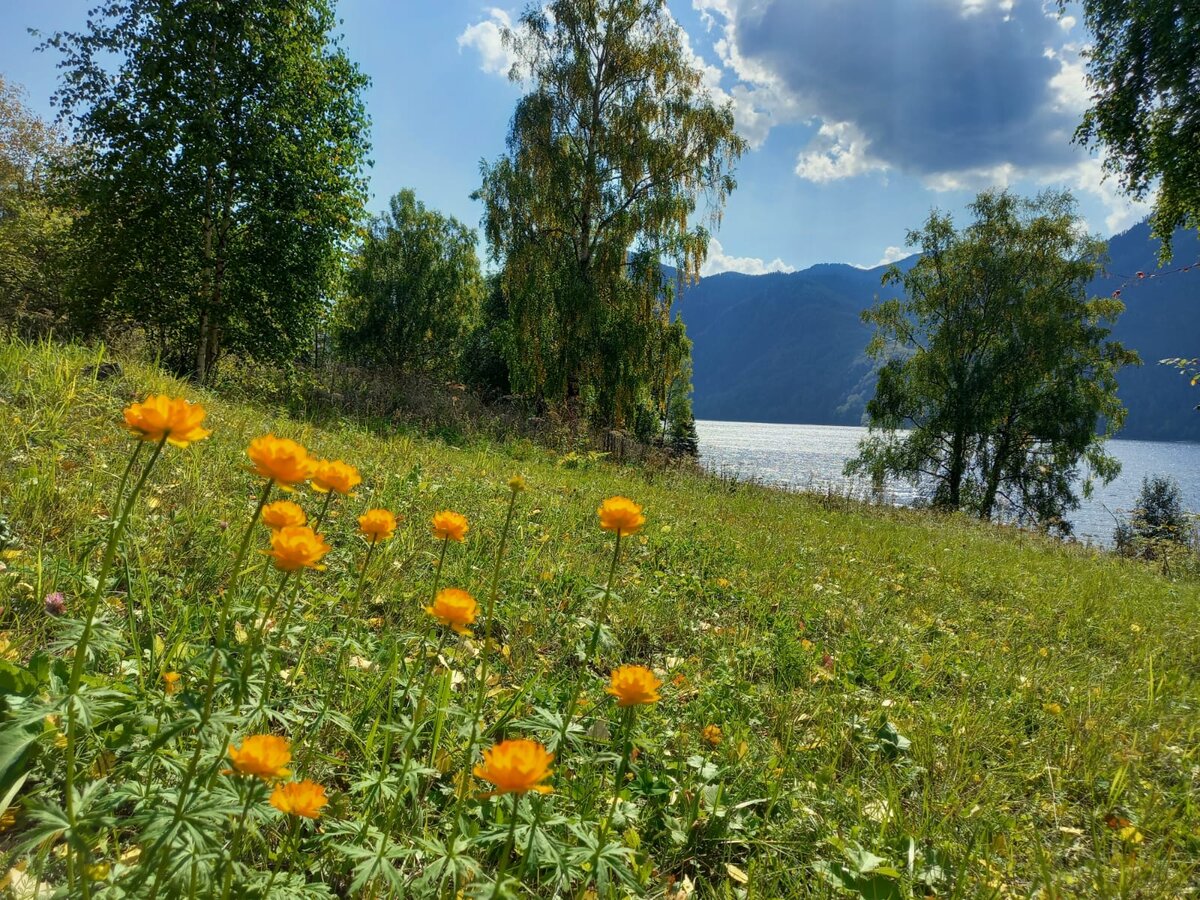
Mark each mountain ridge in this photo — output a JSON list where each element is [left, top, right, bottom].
[[678, 222, 1200, 442]]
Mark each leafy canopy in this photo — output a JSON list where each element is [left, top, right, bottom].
[[44, 0, 371, 380], [477, 0, 745, 427], [335, 189, 483, 373], [0, 76, 74, 336], [848, 189, 1139, 533], [1068, 0, 1200, 261]]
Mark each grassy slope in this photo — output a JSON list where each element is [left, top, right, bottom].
[[1, 340, 1198, 897]]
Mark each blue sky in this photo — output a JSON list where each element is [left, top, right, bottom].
[[0, 0, 1150, 273]]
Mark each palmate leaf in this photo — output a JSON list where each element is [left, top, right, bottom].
[[333, 825, 411, 895], [410, 834, 480, 894], [511, 706, 585, 753], [567, 823, 639, 896]]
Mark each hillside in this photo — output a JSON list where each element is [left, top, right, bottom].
[[683, 223, 1200, 441], [1, 340, 1198, 896]]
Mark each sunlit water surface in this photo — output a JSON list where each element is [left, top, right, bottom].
[[696, 420, 1200, 546]]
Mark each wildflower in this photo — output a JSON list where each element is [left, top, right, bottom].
[[431, 510, 469, 542], [598, 496, 646, 536], [246, 434, 314, 488], [122, 395, 211, 447], [162, 671, 181, 695], [607, 664, 662, 707], [425, 588, 478, 636], [358, 508, 398, 542], [311, 459, 362, 495], [1044, 702, 1064, 716], [265, 525, 330, 572], [270, 780, 328, 818], [702, 724, 723, 746], [507, 474, 527, 493], [261, 500, 307, 531], [227, 734, 291, 780], [473, 738, 554, 796], [43, 592, 65, 616]]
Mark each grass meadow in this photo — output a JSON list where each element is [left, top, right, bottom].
[[0, 339, 1197, 898]]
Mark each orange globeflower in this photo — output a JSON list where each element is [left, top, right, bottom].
[[247, 434, 314, 488], [270, 780, 328, 818], [227, 734, 291, 780], [473, 738, 554, 796], [702, 724, 723, 746], [598, 496, 645, 536], [265, 525, 331, 572], [425, 588, 478, 635], [431, 510, 469, 542], [311, 459, 362, 495], [261, 500, 307, 531], [358, 508, 398, 543], [162, 671, 182, 695], [607, 664, 662, 707], [123, 395, 211, 448]]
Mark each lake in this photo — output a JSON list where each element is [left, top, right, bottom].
[[695, 420, 1200, 546]]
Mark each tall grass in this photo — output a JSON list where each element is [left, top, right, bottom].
[[0, 338, 1197, 898]]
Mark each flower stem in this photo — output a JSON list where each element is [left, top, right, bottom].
[[311, 491, 334, 530], [222, 478, 274, 638], [352, 537, 377, 620], [457, 488, 519, 808], [64, 434, 167, 898], [491, 793, 521, 899], [557, 531, 623, 750]]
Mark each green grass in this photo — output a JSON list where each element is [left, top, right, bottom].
[[0, 338, 1198, 898]]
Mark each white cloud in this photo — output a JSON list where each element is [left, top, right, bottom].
[[701, 236, 796, 276], [794, 121, 889, 183], [457, 8, 518, 77], [1055, 157, 1153, 234], [1046, 44, 1089, 114]]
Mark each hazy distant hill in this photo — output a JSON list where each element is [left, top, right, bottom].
[[679, 222, 1200, 442]]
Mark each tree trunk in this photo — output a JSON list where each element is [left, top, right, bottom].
[[946, 427, 967, 508]]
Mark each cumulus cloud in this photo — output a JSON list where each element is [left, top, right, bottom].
[[856, 245, 911, 269], [701, 236, 796, 276], [794, 121, 890, 183], [695, 0, 1086, 182], [457, 8, 518, 76]]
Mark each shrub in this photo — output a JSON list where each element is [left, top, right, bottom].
[[1114, 474, 1193, 561]]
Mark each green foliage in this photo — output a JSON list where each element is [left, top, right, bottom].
[[0, 339, 1199, 896], [43, 0, 371, 381], [0, 77, 75, 337], [1068, 0, 1200, 261], [1114, 474, 1193, 560], [476, 0, 745, 427], [848, 189, 1140, 533], [334, 189, 483, 373]]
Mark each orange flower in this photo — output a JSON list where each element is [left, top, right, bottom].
[[261, 500, 307, 531], [162, 671, 182, 695], [227, 734, 291, 780], [702, 724, 723, 746], [425, 588, 478, 635], [358, 508, 398, 542], [265, 525, 330, 572], [311, 459, 362, 495], [246, 435, 314, 488], [473, 738, 554, 796], [123, 395, 211, 448], [598, 496, 645, 536], [431, 510, 469, 542], [607, 664, 662, 707], [269, 780, 328, 818]]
